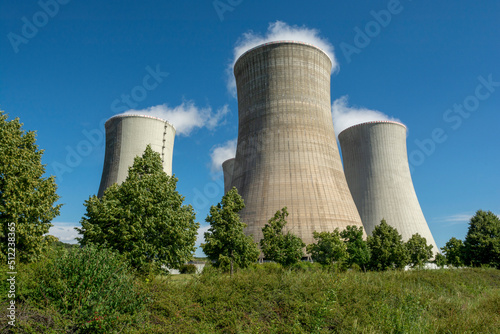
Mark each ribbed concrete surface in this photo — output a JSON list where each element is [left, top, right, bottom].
[[97, 114, 175, 197], [222, 158, 235, 194], [230, 41, 364, 246], [338, 121, 439, 254]]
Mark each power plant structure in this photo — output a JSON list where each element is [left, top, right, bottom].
[[338, 121, 439, 253], [97, 114, 175, 197], [222, 158, 235, 194], [223, 41, 364, 246]]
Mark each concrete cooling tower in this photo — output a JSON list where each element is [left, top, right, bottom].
[[222, 158, 235, 194], [97, 114, 175, 197], [228, 41, 364, 246], [338, 121, 439, 253]]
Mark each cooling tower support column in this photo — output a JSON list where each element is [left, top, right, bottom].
[[338, 121, 439, 253], [231, 41, 364, 246], [97, 114, 175, 197]]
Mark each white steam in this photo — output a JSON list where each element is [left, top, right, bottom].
[[332, 96, 401, 137], [121, 102, 229, 136], [227, 21, 338, 97], [209, 138, 237, 173]]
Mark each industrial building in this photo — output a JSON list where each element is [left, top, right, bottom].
[[97, 114, 175, 197], [224, 41, 364, 246], [338, 121, 439, 253]]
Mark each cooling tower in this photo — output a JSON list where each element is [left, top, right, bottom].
[[230, 41, 364, 246], [97, 114, 175, 197], [222, 158, 235, 194], [338, 121, 438, 253]]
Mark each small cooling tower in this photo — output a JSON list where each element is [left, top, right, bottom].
[[229, 41, 364, 246], [97, 114, 175, 197], [338, 121, 438, 253], [222, 158, 235, 194]]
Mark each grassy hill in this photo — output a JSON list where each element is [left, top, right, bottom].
[[2, 262, 499, 333]]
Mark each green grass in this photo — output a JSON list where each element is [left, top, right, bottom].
[[2, 264, 499, 333]]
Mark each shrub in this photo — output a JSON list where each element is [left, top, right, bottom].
[[179, 263, 197, 274], [260, 207, 305, 267], [306, 230, 348, 266], [433, 253, 447, 268], [22, 244, 147, 333], [291, 261, 322, 272]]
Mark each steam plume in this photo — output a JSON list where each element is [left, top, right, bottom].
[[209, 138, 237, 173], [120, 102, 229, 136], [332, 96, 401, 137], [227, 21, 338, 97]]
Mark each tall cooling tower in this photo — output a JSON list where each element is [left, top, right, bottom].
[[97, 114, 175, 197], [230, 41, 364, 246], [338, 121, 438, 253]]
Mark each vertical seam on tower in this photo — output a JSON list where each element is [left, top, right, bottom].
[[161, 122, 167, 163]]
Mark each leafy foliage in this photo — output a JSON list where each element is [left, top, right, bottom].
[[367, 219, 409, 270], [306, 229, 348, 266], [0, 110, 61, 263], [77, 146, 199, 274], [260, 207, 305, 267], [22, 244, 146, 333], [433, 253, 447, 268], [463, 210, 500, 268], [441, 237, 464, 267], [405, 233, 434, 267], [179, 263, 197, 274], [201, 187, 259, 273], [340, 225, 371, 271]]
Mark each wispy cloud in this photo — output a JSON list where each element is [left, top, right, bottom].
[[196, 225, 211, 247], [209, 138, 237, 174], [227, 21, 338, 97], [47, 222, 80, 244], [433, 213, 473, 226], [121, 102, 230, 136], [332, 95, 401, 137]]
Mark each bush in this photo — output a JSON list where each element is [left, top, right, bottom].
[[21, 244, 147, 333], [433, 253, 447, 268], [179, 264, 197, 274], [291, 261, 322, 272]]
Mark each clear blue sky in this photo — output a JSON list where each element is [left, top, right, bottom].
[[1, 0, 499, 255]]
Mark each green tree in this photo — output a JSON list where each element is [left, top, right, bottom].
[[0, 110, 61, 263], [306, 229, 348, 266], [77, 146, 199, 274], [441, 237, 464, 267], [405, 233, 433, 268], [260, 207, 305, 267], [201, 187, 260, 275], [433, 253, 447, 268], [340, 225, 371, 271], [463, 210, 500, 268], [367, 219, 409, 271]]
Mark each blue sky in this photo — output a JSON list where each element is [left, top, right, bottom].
[[1, 0, 499, 256]]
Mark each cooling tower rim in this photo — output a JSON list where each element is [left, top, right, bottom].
[[222, 157, 236, 165], [338, 120, 407, 137], [235, 40, 332, 70], [105, 113, 176, 131]]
